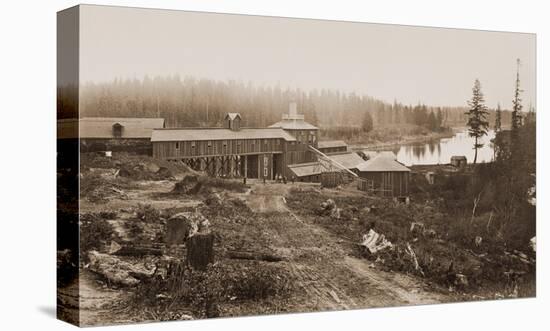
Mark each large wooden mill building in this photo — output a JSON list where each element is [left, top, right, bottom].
[[151, 103, 319, 179]]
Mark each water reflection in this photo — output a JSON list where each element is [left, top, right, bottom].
[[395, 130, 495, 166]]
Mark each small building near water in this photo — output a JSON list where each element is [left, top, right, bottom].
[[450, 155, 467, 168], [287, 151, 365, 183], [356, 153, 411, 197]]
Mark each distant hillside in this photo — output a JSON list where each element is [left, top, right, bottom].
[[61, 76, 512, 130]]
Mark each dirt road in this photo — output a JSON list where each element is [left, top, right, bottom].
[[240, 181, 446, 311]]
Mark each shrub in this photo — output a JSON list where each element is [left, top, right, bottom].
[[136, 203, 160, 222], [79, 212, 117, 257]]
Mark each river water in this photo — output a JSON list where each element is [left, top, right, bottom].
[[391, 130, 496, 166]]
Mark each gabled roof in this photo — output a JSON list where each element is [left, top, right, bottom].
[[361, 151, 397, 161], [269, 119, 318, 130], [225, 113, 241, 121], [356, 154, 410, 172], [57, 117, 165, 139], [151, 128, 296, 142], [288, 152, 364, 177], [318, 140, 348, 149]]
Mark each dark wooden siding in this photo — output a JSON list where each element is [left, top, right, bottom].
[[358, 171, 409, 197], [153, 138, 285, 160], [319, 146, 348, 154]]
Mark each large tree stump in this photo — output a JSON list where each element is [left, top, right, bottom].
[[186, 233, 215, 271]]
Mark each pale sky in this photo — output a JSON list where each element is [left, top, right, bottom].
[[79, 5, 536, 109]]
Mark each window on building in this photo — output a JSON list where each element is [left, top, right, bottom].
[[175, 142, 180, 150], [191, 142, 195, 148], [264, 167, 268, 178], [208, 141, 212, 147], [112, 123, 123, 138]]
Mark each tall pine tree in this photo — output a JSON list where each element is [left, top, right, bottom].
[[511, 59, 523, 140], [465, 79, 490, 164], [494, 103, 502, 132]]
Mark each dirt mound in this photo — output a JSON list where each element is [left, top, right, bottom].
[[172, 176, 248, 196], [80, 171, 128, 202], [81, 152, 189, 181], [117, 163, 174, 181]]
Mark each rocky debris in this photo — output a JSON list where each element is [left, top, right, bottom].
[[410, 222, 437, 239], [165, 211, 210, 245], [410, 222, 425, 236], [172, 175, 199, 194], [204, 192, 223, 206], [454, 274, 469, 288], [320, 199, 336, 211], [319, 199, 342, 219], [474, 236, 483, 247], [504, 250, 534, 265], [80, 172, 128, 202], [117, 162, 173, 181], [108, 241, 123, 254], [156, 166, 173, 179], [424, 229, 437, 238], [360, 229, 393, 254], [405, 242, 424, 276], [87, 251, 157, 286]]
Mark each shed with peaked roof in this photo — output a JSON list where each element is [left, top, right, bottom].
[[450, 155, 467, 168], [318, 140, 348, 154], [356, 154, 411, 197]]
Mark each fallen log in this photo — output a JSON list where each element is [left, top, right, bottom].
[[226, 251, 286, 262], [113, 246, 163, 256], [108, 241, 163, 256], [87, 251, 156, 286]]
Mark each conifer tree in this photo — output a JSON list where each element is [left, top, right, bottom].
[[465, 79, 490, 164], [494, 103, 502, 132], [511, 59, 523, 138]]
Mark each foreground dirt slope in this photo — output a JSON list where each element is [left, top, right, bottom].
[[72, 170, 449, 324], [235, 182, 446, 311]]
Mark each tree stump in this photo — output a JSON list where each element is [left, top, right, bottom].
[[186, 233, 215, 271]]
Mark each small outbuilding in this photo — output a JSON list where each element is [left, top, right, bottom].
[[450, 155, 467, 168], [317, 140, 348, 154], [356, 154, 411, 197]]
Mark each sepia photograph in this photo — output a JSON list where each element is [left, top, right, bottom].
[[56, 4, 536, 327]]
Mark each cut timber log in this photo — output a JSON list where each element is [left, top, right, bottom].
[[226, 251, 286, 262], [112, 245, 163, 256], [87, 251, 156, 286]]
